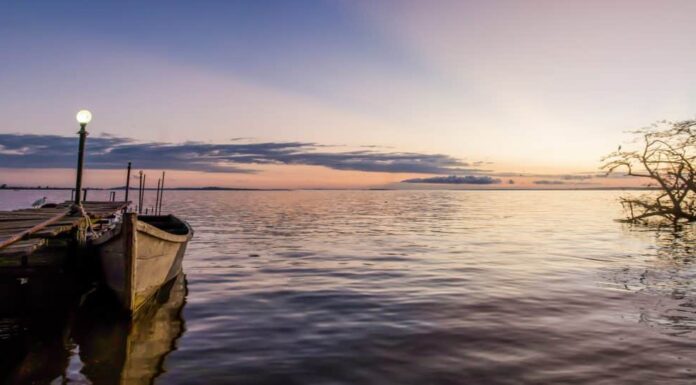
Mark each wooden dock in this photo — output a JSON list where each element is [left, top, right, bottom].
[[0, 201, 128, 268]]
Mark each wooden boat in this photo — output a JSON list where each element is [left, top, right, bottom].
[[95, 213, 193, 314]]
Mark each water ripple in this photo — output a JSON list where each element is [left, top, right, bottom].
[[2, 190, 696, 384]]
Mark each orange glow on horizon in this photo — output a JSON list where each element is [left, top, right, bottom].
[[0, 165, 650, 190]]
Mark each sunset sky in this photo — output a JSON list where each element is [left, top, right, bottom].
[[2, 0, 696, 188]]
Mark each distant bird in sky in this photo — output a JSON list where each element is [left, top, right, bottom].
[[31, 197, 47, 208]]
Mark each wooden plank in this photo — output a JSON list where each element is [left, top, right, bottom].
[[88, 209, 127, 216], [0, 238, 47, 258], [0, 210, 75, 215], [32, 225, 75, 237], [0, 217, 63, 222], [27, 247, 67, 267], [0, 211, 70, 249], [0, 217, 79, 226], [12, 209, 66, 214], [1, 238, 45, 250], [0, 223, 76, 238], [23, 225, 75, 239], [3, 208, 65, 212], [0, 254, 21, 267], [124, 212, 136, 311], [0, 212, 69, 217], [0, 219, 80, 232], [0, 217, 79, 227], [0, 201, 127, 255]]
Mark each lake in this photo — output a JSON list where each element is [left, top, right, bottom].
[[1, 190, 696, 384]]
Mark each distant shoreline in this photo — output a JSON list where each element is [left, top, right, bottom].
[[0, 186, 656, 192], [0, 186, 283, 191]]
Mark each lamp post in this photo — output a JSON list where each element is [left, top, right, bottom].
[[74, 109, 92, 205]]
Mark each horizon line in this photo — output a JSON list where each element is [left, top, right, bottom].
[[0, 185, 656, 192]]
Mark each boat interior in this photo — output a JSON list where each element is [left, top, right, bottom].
[[138, 215, 191, 235]]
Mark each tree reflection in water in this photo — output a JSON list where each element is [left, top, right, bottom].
[[0, 273, 187, 384], [613, 224, 696, 336]]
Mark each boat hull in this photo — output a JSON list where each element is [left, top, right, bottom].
[[97, 213, 192, 313]]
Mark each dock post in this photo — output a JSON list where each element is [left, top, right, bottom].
[[83, 188, 88, 202], [158, 171, 165, 215], [124, 162, 132, 204], [155, 178, 162, 215], [138, 171, 144, 214], [141, 173, 146, 214]]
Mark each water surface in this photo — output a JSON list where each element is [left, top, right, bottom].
[[1, 190, 696, 384]]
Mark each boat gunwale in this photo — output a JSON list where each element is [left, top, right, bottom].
[[135, 216, 193, 244]]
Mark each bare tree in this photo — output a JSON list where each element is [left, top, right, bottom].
[[602, 119, 696, 225]]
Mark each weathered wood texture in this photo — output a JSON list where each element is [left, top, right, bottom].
[[0, 201, 128, 261]]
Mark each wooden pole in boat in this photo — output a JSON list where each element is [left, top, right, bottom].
[[82, 188, 88, 202], [124, 161, 132, 203], [158, 171, 165, 215]]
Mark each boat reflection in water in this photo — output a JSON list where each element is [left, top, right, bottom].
[[0, 273, 187, 384]]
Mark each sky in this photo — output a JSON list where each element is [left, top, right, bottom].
[[1, 0, 696, 189]]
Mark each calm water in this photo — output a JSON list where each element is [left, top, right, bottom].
[[2, 190, 696, 384]]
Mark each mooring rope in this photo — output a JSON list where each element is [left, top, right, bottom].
[[72, 203, 96, 245]]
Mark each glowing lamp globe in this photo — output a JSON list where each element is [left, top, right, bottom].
[[76, 109, 92, 125]]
